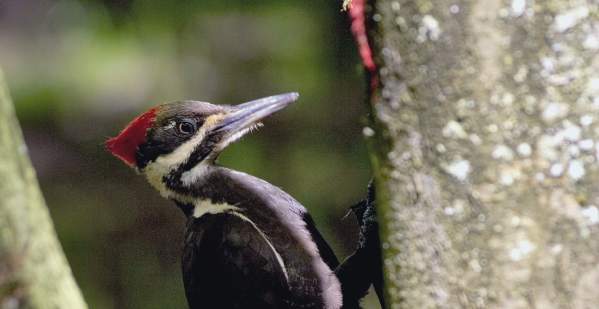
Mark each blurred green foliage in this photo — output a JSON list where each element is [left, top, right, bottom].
[[0, 0, 373, 307]]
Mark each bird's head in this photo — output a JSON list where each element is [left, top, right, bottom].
[[106, 93, 298, 192]]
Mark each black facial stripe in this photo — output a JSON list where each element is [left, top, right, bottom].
[[136, 117, 204, 170], [136, 141, 168, 169], [163, 130, 226, 193]]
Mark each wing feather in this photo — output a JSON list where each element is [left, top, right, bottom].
[[182, 213, 290, 309]]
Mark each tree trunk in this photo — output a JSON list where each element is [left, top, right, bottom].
[[0, 70, 87, 308], [362, 0, 599, 308]]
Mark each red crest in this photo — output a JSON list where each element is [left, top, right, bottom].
[[106, 107, 158, 166]]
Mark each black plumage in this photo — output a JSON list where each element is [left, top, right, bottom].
[[172, 167, 343, 309], [337, 182, 385, 308], [108, 93, 384, 309], [182, 213, 290, 308]]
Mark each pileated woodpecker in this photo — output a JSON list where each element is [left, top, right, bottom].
[[106, 93, 380, 309]]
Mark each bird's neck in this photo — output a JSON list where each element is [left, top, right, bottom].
[[147, 160, 252, 220], [144, 158, 219, 214]]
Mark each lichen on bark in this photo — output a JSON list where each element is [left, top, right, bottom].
[[366, 0, 599, 308], [0, 70, 87, 308]]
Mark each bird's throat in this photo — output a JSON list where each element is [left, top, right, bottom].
[[143, 156, 213, 208]]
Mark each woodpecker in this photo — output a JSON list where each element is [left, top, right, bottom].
[[106, 93, 354, 308]]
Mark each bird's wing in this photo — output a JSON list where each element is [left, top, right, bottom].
[[301, 212, 340, 270], [182, 212, 290, 309]]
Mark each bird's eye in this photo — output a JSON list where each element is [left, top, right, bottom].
[[177, 121, 196, 135]]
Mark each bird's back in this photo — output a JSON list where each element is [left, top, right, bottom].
[[181, 167, 342, 309]]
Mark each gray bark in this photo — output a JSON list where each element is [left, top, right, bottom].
[[0, 70, 87, 308], [366, 0, 599, 308]]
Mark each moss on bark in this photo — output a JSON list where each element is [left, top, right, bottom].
[[0, 70, 87, 308], [367, 0, 599, 307]]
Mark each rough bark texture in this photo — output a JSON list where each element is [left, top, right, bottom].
[[0, 70, 87, 308], [366, 0, 599, 308]]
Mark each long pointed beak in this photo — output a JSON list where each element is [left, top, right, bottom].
[[212, 92, 299, 136]]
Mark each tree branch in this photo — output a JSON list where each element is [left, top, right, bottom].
[[0, 69, 87, 308]]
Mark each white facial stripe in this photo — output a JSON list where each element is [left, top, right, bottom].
[[148, 116, 263, 194], [181, 162, 211, 186], [192, 201, 289, 282], [144, 131, 206, 199], [156, 113, 225, 170], [155, 128, 206, 169], [144, 114, 225, 197]]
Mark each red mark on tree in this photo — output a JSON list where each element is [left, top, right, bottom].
[[106, 107, 158, 167], [349, 0, 378, 90]]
